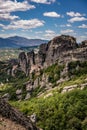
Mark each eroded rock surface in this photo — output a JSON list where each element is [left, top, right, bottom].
[[0, 98, 39, 130], [18, 35, 87, 75]]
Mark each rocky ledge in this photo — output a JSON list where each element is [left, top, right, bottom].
[[0, 98, 39, 130]]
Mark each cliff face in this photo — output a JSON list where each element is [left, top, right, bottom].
[[18, 35, 87, 75], [1, 35, 87, 101]]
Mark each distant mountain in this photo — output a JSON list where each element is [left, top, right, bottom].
[[0, 36, 48, 48], [0, 38, 19, 48]]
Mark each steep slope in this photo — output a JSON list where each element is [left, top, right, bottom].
[[0, 98, 39, 130], [11, 88, 87, 130]]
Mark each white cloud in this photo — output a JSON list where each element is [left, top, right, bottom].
[[77, 35, 87, 42], [68, 17, 87, 23], [44, 30, 57, 39], [43, 12, 60, 17], [0, 23, 4, 28], [80, 35, 87, 39], [0, 19, 45, 30], [60, 29, 74, 34], [35, 31, 43, 34], [30, 0, 56, 4], [60, 24, 72, 27], [78, 24, 87, 28], [0, 0, 35, 13], [66, 24, 72, 27], [0, 0, 35, 21], [0, 13, 19, 20], [0, 33, 17, 38], [67, 11, 82, 17]]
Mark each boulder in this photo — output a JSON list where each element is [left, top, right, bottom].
[[80, 40, 87, 47], [25, 93, 31, 100], [2, 93, 10, 101], [16, 89, 22, 100], [30, 113, 37, 123], [16, 89, 22, 95]]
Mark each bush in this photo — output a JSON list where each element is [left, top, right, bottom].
[[68, 61, 87, 77], [44, 63, 64, 83], [11, 88, 87, 130]]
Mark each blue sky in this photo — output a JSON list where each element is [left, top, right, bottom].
[[0, 0, 87, 42]]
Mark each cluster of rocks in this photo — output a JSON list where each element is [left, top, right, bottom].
[[62, 82, 87, 93]]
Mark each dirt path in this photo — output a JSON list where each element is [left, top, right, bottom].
[[0, 115, 26, 130]]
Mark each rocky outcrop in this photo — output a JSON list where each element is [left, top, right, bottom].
[[62, 83, 87, 93], [80, 40, 87, 48], [2, 93, 10, 101], [18, 52, 28, 74], [3, 35, 87, 100], [16, 89, 22, 100], [18, 35, 87, 76], [0, 98, 39, 130]]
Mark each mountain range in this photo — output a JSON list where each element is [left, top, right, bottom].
[[0, 36, 48, 48]]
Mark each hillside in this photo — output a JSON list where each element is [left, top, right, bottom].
[[0, 36, 48, 48], [11, 88, 87, 130]]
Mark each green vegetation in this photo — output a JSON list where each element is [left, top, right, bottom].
[[9, 61, 87, 129], [0, 61, 29, 100], [44, 63, 64, 84], [0, 48, 20, 61], [59, 74, 87, 89], [1, 59, 87, 129], [0, 61, 12, 83], [11, 88, 87, 130], [0, 46, 38, 61], [1, 61, 87, 100], [68, 61, 87, 78]]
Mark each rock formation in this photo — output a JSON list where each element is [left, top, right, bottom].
[[18, 35, 87, 75], [2, 35, 87, 100], [0, 98, 39, 130]]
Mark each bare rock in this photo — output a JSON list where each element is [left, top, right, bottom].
[[25, 81, 33, 92], [18, 52, 27, 74], [25, 93, 31, 100], [16, 89, 22, 95], [0, 98, 39, 130], [30, 113, 37, 123], [2, 93, 10, 101]]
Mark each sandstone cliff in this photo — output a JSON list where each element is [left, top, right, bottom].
[[18, 35, 87, 75]]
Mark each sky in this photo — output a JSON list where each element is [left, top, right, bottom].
[[0, 0, 87, 42]]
